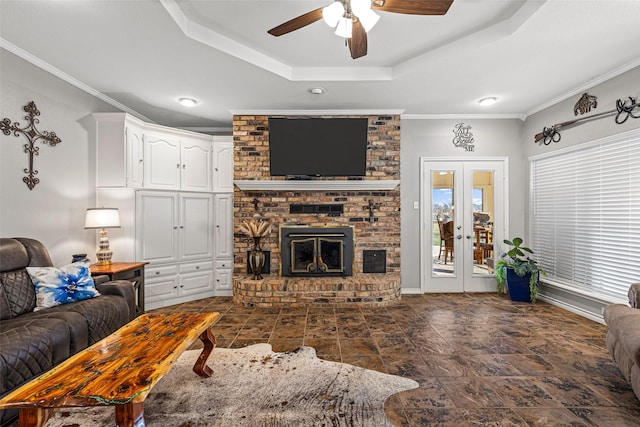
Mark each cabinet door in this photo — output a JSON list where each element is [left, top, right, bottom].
[[215, 268, 233, 292], [213, 140, 233, 192], [125, 122, 144, 188], [180, 194, 214, 261], [144, 264, 179, 306], [179, 270, 214, 296], [214, 193, 234, 259], [181, 138, 212, 192], [136, 191, 179, 263], [144, 133, 180, 190]]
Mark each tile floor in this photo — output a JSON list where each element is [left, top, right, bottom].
[[150, 293, 640, 426]]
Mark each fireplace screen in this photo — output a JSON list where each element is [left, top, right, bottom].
[[290, 237, 344, 274], [280, 226, 353, 277]]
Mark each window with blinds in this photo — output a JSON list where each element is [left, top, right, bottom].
[[529, 129, 640, 302]]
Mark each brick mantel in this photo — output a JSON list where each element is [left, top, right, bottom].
[[234, 180, 400, 191]]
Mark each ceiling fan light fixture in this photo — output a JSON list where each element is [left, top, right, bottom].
[[478, 97, 498, 106], [357, 8, 380, 32], [322, 1, 344, 27], [334, 16, 353, 38]]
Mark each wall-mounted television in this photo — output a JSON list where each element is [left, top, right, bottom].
[[268, 117, 369, 177]]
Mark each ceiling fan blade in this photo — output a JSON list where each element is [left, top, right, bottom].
[[371, 0, 453, 15], [268, 7, 324, 36], [348, 20, 367, 59]]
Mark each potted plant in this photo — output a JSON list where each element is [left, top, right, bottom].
[[495, 237, 545, 303]]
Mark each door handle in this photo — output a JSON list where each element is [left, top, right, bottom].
[[466, 235, 473, 239]]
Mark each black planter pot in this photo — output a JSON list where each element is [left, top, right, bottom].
[[506, 269, 537, 302]]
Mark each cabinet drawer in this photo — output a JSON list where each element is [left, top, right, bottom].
[[215, 260, 232, 270], [146, 264, 178, 278], [179, 261, 214, 274]]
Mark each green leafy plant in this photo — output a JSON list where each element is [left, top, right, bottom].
[[495, 237, 545, 302]]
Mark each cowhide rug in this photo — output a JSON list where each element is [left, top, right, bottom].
[[45, 344, 418, 426]]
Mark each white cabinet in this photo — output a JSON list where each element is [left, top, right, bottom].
[[136, 191, 213, 263], [214, 260, 233, 292], [126, 122, 145, 188], [94, 113, 235, 308], [136, 192, 179, 264], [94, 113, 220, 192], [94, 113, 146, 188], [134, 191, 217, 309], [213, 193, 233, 296], [144, 133, 181, 190], [213, 137, 233, 192], [144, 134, 212, 191], [214, 193, 233, 259]]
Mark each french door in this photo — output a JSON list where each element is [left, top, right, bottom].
[[420, 158, 508, 293]]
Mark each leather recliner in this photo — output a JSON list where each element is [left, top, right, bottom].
[[0, 237, 136, 425]]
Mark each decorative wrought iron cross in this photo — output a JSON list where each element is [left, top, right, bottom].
[[1, 101, 61, 190]]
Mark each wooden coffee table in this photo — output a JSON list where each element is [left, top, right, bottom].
[[0, 312, 220, 427]]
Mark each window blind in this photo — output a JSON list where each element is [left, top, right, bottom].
[[529, 130, 640, 302]]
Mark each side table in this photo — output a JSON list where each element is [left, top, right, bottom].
[[90, 262, 148, 316]]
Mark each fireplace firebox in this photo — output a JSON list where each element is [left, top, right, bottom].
[[280, 226, 354, 277]]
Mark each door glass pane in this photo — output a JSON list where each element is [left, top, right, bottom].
[[432, 170, 455, 276], [472, 171, 495, 275]]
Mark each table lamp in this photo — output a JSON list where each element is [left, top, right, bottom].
[[84, 207, 121, 265]]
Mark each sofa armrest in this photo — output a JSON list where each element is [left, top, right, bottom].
[[95, 280, 136, 321], [630, 283, 640, 309]]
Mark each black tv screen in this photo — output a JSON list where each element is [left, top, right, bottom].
[[268, 118, 368, 176]]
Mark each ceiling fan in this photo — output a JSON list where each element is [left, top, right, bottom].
[[267, 0, 454, 59]]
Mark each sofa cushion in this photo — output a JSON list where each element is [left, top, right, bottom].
[[604, 304, 640, 367], [47, 294, 131, 344], [16, 310, 90, 355], [27, 261, 100, 311], [0, 318, 71, 395]]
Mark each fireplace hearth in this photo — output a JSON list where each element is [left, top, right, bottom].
[[280, 226, 353, 277]]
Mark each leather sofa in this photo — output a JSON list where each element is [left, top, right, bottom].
[[604, 283, 640, 403], [0, 237, 136, 425]]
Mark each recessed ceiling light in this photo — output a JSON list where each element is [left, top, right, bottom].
[[478, 97, 497, 106], [179, 97, 197, 107], [309, 87, 326, 95]]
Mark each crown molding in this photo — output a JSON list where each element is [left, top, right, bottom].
[[523, 56, 640, 119], [402, 113, 525, 121], [1, 38, 154, 123]]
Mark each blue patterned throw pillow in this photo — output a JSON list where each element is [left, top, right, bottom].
[[26, 261, 100, 311]]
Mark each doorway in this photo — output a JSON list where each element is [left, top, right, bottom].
[[420, 158, 508, 293]]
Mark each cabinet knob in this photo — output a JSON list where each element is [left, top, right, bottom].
[[216, 225, 220, 228], [183, 164, 186, 169], [195, 266, 200, 269], [176, 163, 180, 168], [215, 168, 218, 171], [173, 286, 177, 289], [180, 226, 184, 229], [155, 271, 160, 275]]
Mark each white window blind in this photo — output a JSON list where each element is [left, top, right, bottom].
[[529, 130, 640, 302]]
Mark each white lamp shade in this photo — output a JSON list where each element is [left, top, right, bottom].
[[357, 8, 380, 32], [334, 16, 353, 38], [84, 208, 121, 229], [351, 0, 372, 16], [322, 1, 344, 27]]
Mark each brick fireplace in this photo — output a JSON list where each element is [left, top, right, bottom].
[[232, 114, 401, 307]]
